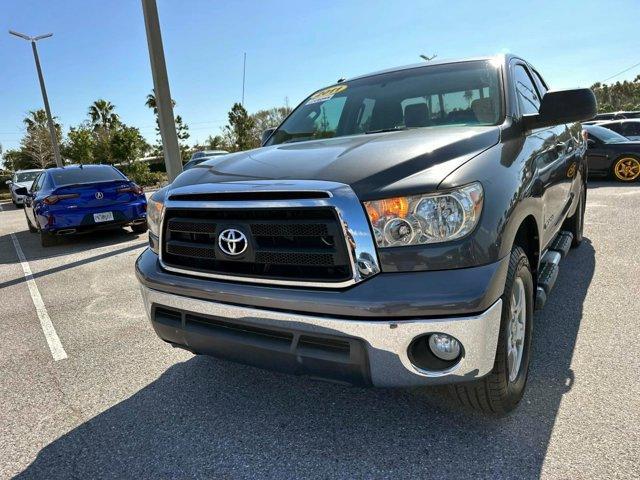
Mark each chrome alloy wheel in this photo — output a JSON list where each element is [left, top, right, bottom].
[[508, 277, 527, 382]]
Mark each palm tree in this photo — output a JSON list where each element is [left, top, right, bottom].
[[23, 109, 58, 131], [88, 99, 119, 131], [145, 92, 157, 115], [145, 90, 176, 115]]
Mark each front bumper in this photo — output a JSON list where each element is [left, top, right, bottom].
[[140, 284, 502, 387]]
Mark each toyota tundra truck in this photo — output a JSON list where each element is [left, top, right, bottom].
[[136, 55, 596, 414]]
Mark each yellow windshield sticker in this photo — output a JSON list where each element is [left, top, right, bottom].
[[306, 85, 348, 105]]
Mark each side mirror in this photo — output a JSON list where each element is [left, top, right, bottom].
[[261, 128, 276, 146], [14, 186, 29, 196], [523, 88, 597, 131]]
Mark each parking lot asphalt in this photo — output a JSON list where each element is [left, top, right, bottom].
[[1, 182, 639, 480]]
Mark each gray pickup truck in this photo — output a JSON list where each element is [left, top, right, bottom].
[[136, 55, 596, 414]]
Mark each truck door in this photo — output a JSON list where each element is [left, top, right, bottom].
[[513, 62, 567, 247]]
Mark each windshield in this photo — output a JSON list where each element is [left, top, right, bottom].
[[15, 171, 42, 183], [267, 60, 502, 146], [51, 167, 125, 186], [586, 125, 629, 144]]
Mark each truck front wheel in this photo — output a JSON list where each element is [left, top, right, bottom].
[[449, 246, 534, 415]]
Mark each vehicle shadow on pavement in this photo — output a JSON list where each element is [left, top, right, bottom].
[[0, 229, 147, 289], [15, 241, 596, 479]]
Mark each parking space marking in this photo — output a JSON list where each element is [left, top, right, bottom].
[[10, 233, 68, 361]]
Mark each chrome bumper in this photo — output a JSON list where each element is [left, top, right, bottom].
[[140, 285, 502, 387]]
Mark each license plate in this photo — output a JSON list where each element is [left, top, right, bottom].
[[93, 211, 114, 223]]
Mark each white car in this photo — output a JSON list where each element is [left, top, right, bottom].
[[6, 169, 44, 207]]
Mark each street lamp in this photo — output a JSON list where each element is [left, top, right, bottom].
[[9, 30, 63, 168]]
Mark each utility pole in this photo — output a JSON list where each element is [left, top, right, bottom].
[[242, 52, 246, 106], [9, 30, 63, 168], [141, 0, 183, 182]]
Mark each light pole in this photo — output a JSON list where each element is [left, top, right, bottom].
[[9, 30, 63, 168], [141, 0, 183, 182]]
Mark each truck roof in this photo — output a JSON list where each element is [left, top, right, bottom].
[[345, 54, 514, 83]]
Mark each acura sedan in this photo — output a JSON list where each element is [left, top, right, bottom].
[[15, 164, 148, 247]]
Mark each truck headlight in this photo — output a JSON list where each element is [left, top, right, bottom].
[[363, 182, 483, 248], [147, 190, 165, 253]]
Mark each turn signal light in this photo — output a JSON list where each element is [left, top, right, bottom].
[[364, 196, 409, 224], [44, 193, 79, 205]]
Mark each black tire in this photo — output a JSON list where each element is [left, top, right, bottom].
[[130, 221, 148, 234], [449, 246, 534, 415], [565, 184, 585, 248], [40, 230, 58, 247], [25, 211, 38, 233]]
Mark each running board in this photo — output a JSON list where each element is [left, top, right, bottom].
[[535, 231, 573, 310]]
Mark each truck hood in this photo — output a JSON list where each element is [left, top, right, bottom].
[[170, 126, 500, 200]]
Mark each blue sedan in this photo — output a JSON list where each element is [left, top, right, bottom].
[[17, 164, 148, 247]]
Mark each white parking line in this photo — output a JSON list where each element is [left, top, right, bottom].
[[10, 233, 68, 361]]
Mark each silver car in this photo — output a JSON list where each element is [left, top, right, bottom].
[[6, 169, 44, 207]]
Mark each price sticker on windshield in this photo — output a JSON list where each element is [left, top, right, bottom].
[[306, 85, 348, 105]]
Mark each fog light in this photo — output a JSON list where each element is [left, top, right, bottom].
[[428, 334, 461, 361]]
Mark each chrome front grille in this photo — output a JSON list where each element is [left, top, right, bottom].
[[158, 180, 381, 288], [161, 208, 352, 283]]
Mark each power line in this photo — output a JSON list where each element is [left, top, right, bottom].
[[601, 61, 640, 83]]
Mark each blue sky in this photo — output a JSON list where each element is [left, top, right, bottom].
[[2, 0, 639, 153]]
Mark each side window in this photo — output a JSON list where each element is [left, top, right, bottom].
[[607, 123, 624, 134], [531, 69, 549, 97], [513, 65, 541, 115], [31, 174, 44, 192], [622, 122, 640, 136]]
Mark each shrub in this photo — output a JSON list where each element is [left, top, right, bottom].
[[121, 162, 166, 187]]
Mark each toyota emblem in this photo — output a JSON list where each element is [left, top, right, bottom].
[[95, 192, 104, 199], [218, 228, 248, 256]]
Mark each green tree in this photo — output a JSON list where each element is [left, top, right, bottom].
[[88, 99, 120, 131], [21, 109, 62, 168], [145, 90, 190, 159], [250, 106, 291, 146], [111, 125, 149, 164], [591, 75, 640, 112], [86, 99, 121, 165], [2, 149, 33, 171], [175, 114, 190, 160], [223, 103, 255, 151], [204, 134, 228, 150], [62, 124, 95, 164]]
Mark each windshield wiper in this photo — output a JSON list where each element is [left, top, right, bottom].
[[365, 126, 410, 134]]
